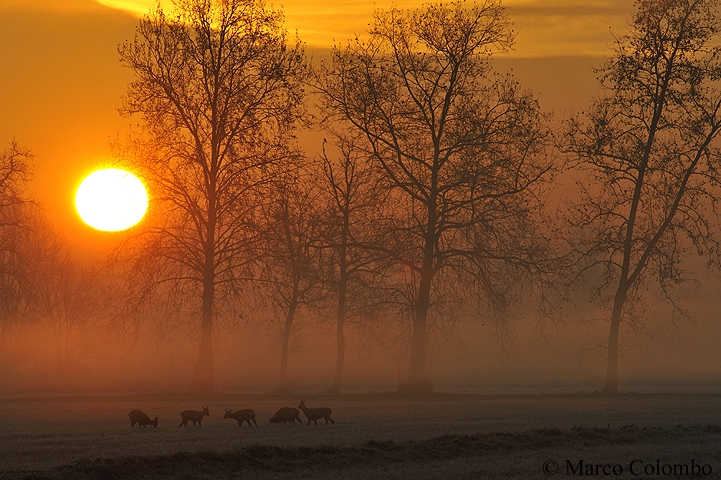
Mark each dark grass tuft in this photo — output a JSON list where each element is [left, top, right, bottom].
[[4, 424, 719, 480]]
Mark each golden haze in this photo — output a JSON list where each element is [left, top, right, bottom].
[[95, 0, 633, 56], [0, 0, 625, 256]]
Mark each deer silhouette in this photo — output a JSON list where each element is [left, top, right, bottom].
[[224, 408, 257, 427], [179, 406, 209, 427], [298, 400, 334, 425], [269, 407, 302, 424], [129, 409, 158, 428]]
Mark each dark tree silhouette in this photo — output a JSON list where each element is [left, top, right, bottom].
[[563, 0, 721, 394], [0, 142, 33, 348], [258, 174, 326, 393], [315, 1, 552, 393], [118, 0, 305, 392], [315, 137, 390, 394], [32, 230, 113, 373]]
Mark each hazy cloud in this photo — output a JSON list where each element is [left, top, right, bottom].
[[92, 0, 634, 56]]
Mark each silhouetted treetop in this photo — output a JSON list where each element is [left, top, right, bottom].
[[118, 0, 306, 393]]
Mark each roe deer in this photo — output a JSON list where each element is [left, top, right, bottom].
[[298, 400, 334, 425], [129, 409, 158, 428], [179, 406, 209, 427], [224, 408, 257, 427], [269, 407, 302, 424]]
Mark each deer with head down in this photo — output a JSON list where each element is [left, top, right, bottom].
[[129, 409, 158, 428], [224, 408, 257, 427], [298, 400, 334, 425], [269, 407, 302, 424], [179, 406, 209, 427]]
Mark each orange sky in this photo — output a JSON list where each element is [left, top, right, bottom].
[[0, 0, 630, 254], [94, 0, 634, 56]]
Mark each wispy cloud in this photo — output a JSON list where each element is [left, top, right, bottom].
[[506, 0, 633, 56], [92, 0, 633, 56], [94, 0, 157, 14], [2, 0, 104, 11]]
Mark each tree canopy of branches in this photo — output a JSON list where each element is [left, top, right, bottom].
[[32, 230, 113, 372], [257, 174, 326, 393], [0, 142, 33, 348], [315, 137, 391, 394], [315, 0, 553, 393], [118, 0, 305, 392], [563, 0, 721, 394]]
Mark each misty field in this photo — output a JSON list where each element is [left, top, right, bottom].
[[2, 393, 721, 479]]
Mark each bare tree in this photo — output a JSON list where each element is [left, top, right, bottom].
[[315, 137, 391, 394], [315, 1, 552, 393], [117, 0, 306, 392], [563, 0, 721, 394], [31, 230, 113, 373], [257, 174, 326, 393], [0, 142, 33, 348]]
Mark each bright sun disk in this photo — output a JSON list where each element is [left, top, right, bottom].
[[75, 168, 148, 232]]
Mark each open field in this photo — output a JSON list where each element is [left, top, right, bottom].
[[1, 393, 721, 479]]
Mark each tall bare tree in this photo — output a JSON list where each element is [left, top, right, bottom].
[[0, 142, 33, 348], [315, 1, 552, 393], [563, 0, 721, 394], [118, 0, 305, 392], [315, 137, 390, 394], [258, 174, 326, 393]]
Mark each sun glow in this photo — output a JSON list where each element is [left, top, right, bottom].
[[75, 168, 148, 232]]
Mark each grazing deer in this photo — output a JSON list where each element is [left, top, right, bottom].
[[269, 407, 302, 424], [298, 400, 334, 425], [179, 406, 209, 427], [224, 408, 257, 427], [129, 409, 158, 428]]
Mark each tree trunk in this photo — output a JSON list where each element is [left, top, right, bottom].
[[404, 268, 433, 395], [191, 202, 216, 393], [329, 272, 347, 395], [602, 289, 626, 394], [403, 194, 437, 396], [328, 244, 348, 395], [277, 298, 297, 393], [191, 276, 215, 393]]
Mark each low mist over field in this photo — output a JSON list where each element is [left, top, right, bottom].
[[3, 293, 721, 394]]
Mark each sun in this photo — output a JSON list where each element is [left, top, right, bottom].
[[75, 168, 148, 232]]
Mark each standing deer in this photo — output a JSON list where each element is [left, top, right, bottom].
[[298, 400, 334, 425], [269, 407, 302, 424], [179, 406, 209, 427], [129, 409, 158, 428], [223, 408, 257, 427]]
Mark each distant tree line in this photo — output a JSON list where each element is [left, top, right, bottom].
[[3, 0, 721, 396], [0, 143, 115, 375]]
